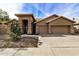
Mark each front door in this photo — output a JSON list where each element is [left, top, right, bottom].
[[22, 20, 28, 34]]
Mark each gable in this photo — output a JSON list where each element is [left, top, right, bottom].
[[48, 17, 75, 25], [36, 14, 59, 25]]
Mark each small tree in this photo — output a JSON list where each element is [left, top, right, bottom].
[[10, 23, 21, 41], [0, 9, 10, 21]]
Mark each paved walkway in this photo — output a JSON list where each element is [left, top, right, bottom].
[[0, 34, 79, 56]]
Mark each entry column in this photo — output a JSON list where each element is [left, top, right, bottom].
[[27, 22, 32, 34], [70, 25, 75, 34], [48, 24, 51, 34]]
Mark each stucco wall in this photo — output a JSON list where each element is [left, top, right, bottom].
[[18, 16, 34, 34], [49, 17, 73, 25], [0, 24, 9, 34]]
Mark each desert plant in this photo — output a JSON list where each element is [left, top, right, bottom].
[[10, 23, 21, 41]]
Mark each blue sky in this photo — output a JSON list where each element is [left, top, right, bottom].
[[19, 3, 79, 19], [0, 3, 79, 20]]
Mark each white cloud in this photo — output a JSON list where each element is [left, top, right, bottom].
[[60, 4, 77, 17], [31, 4, 50, 18], [0, 3, 22, 19]]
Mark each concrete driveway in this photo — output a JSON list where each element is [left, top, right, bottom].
[[0, 34, 79, 56], [39, 34, 79, 48]]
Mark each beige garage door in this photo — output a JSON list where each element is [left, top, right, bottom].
[[51, 26, 70, 34], [39, 25, 48, 34]]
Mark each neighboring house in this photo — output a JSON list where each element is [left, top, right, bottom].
[[7, 19, 19, 34], [0, 19, 18, 34], [74, 23, 79, 33], [0, 14, 76, 35]]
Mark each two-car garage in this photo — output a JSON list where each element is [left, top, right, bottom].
[[36, 15, 75, 34], [37, 25, 70, 34]]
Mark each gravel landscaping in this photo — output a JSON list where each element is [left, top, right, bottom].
[[0, 36, 38, 48]]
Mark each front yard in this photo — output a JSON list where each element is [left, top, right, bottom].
[[0, 35, 38, 48]]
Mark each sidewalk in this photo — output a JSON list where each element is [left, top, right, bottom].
[[0, 48, 79, 56], [0, 48, 54, 56]]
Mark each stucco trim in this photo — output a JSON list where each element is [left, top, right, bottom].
[[46, 16, 76, 24], [15, 14, 36, 22]]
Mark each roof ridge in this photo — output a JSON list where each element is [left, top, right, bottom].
[[46, 16, 75, 23], [60, 16, 76, 23], [35, 14, 59, 23], [46, 16, 61, 23]]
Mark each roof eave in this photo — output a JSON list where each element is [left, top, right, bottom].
[[35, 14, 59, 24], [46, 16, 76, 24]]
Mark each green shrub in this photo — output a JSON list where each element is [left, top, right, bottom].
[[10, 23, 21, 41]]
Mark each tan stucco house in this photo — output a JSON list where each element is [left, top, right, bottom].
[[15, 14, 76, 34], [0, 14, 76, 35]]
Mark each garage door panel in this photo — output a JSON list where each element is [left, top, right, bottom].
[[51, 26, 69, 34], [39, 25, 48, 34]]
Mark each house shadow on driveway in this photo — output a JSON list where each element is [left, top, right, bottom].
[[39, 34, 67, 37]]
